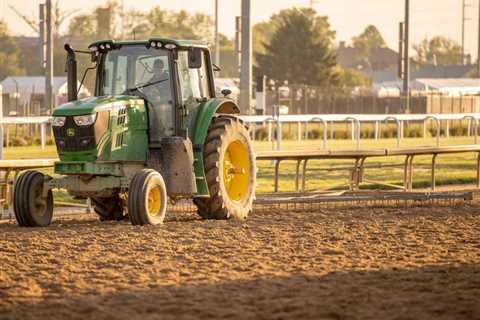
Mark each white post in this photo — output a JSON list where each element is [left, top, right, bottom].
[[267, 121, 272, 142], [350, 120, 355, 141], [297, 122, 301, 142], [40, 123, 46, 150], [276, 113, 281, 150], [374, 121, 379, 140], [5, 126, 9, 148], [445, 120, 450, 138]]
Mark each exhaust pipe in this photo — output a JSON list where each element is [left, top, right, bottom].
[[64, 44, 78, 102]]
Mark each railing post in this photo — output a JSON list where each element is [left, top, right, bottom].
[[276, 114, 281, 150], [345, 117, 360, 150], [311, 117, 328, 149], [267, 121, 272, 142], [297, 122, 301, 142], [431, 154, 437, 191], [40, 123, 46, 150]]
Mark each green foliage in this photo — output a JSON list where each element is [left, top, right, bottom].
[[68, 14, 96, 38], [413, 36, 463, 65], [336, 68, 370, 93], [255, 8, 339, 87], [352, 25, 386, 58], [0, 20, 25, 80], [253, 21, 277, 56]]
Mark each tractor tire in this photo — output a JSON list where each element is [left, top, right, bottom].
[[194, 115, 256, 220], [127, 169, 167, 226], [13, 170, 53, 227], [91, 196, 125, 221]]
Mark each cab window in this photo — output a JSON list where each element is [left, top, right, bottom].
[[177, 50, 211, 111]]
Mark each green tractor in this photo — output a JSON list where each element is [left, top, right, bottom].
[[13, 39, 256, 227]]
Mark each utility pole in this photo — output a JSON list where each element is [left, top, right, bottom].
[[239, 0, 252, 114], [45, 0, 54, 114], [235, 16, 241, 74], [462, 0, 471, 64], [39, 3, 46, 69], [477, 0, 480, 76], [398, 22, 404, 79], [214, 0, 220, 68], [402, 0, 410, 113]]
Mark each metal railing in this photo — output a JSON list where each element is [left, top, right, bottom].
[[242, 113, 480, 150]]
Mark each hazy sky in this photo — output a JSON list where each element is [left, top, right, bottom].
[[0, 0, 479, 58]]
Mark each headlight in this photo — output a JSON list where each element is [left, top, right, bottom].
[[74, 114, 97, 126], [52, 116, 66, 127]]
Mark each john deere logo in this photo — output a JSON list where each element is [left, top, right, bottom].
[[67, 128, 75, 137]]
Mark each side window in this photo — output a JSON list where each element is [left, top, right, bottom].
[[113, 56, 128, 94], [198, 51, 211, 98], [177, 50, 211, 107]]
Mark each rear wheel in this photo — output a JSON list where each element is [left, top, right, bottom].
[[91, 196, 125, 221], [127, 169, 167, 225], [13, 170, 53, 227], [194, 115, 256, 220]]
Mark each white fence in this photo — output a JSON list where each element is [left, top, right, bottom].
[[240, 113, 480, 150], [0, 116, 52, 159], [1, 113, 480, 157]]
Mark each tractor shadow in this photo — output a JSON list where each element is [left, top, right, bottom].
[[2, 265, 479, 320], [0, 210, 204, 231]]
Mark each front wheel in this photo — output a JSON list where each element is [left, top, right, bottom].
[[127, 169, 167, 226], [13, 170, 53, 227]]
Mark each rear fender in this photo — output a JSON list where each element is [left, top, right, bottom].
[[190, 98, 240, 196]]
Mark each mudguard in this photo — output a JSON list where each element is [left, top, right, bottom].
[[189, 98, 240, 196]]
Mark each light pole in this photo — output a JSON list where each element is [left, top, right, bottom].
[[402, 0, 410, 113], [214, 0, 220, 68], [239, 0, 252, 114]]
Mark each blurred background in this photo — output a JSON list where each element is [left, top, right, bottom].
[[1, 0, 480, 116]]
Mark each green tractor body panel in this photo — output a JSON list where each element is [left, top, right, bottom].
[[52, 96, 149, 175]]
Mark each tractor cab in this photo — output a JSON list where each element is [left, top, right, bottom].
[[93, 39, 215, 144]]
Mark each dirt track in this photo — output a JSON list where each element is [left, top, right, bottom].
[[1, 203, 480, 320]]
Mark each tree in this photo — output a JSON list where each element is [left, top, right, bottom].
[[336, 68, 370, 94], [67, 14, 95, 38], [352, 25, 386, 57], [253, 21, 277, 56], [255, 8, 338, 87], [0, 20, 25, 80], [413, 36, 463, 65]]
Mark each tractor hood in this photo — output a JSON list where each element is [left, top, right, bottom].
[[53, 96, 143, 116]]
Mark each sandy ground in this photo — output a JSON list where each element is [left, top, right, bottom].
[[1, 203, 480, 320]]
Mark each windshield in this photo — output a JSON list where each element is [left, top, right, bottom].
[[98, 45, 175, 140], [98, 45, 172, 100]]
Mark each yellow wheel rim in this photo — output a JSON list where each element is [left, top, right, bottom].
[[147, 186, 161, 216], [223, 140, 251, 201]]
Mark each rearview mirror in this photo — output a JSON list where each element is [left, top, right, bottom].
[[188, 48, 202, 69], [221, 88, 232, 97]]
